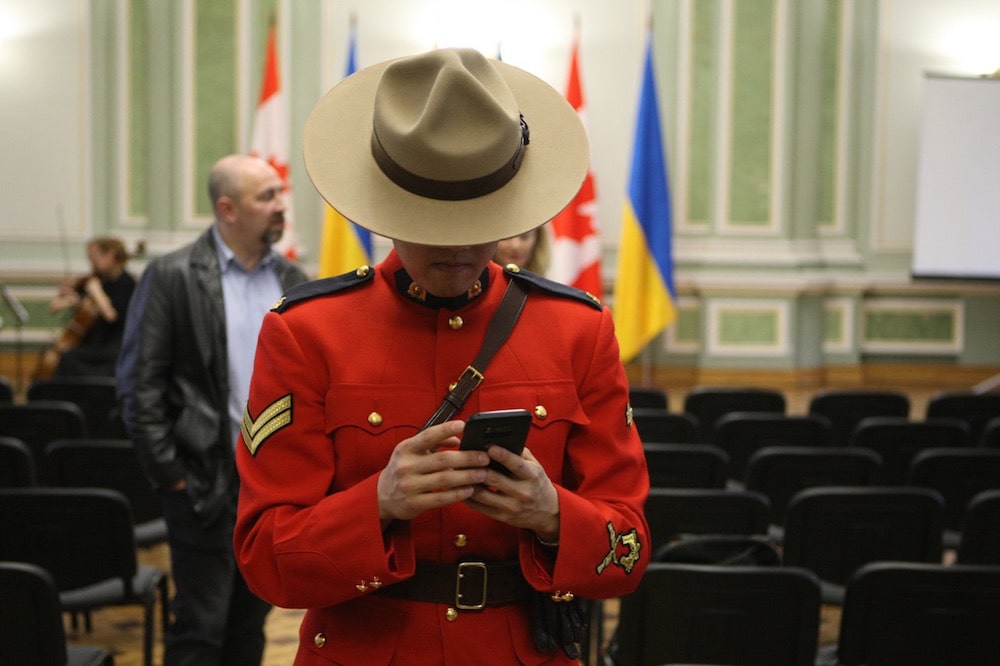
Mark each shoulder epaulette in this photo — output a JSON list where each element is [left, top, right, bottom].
[[503, 264, 603, 311], [271, 265, 375, 313]]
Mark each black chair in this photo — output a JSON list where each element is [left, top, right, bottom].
[[835, 562, 1000, 666], [850, 416, 972, 484], [982, 415, 1000, 448], [0, 400, 87, 483], [27, 376, 126, 439], [958, 489, 1000, 564], [683, 386, 786, 442], [609, 563, 820, 666], [781, 486, 945, 604], [643, 443, 728, 489], [0, 375, 13, 401], [925, 390, 1000, 444], [629, 386, 668, 410], [45, 439, 167, 549], [0, 436, 35, 486], [631, 407, 698, 444], [808, 389, 911, 447], [712, 412, 832, 483], [0, 561, 114, 666], [744, 446, 882, 530], [908, 447, 1000, 545], [644, 487, 771, 556], [0, 488, 169, 666]]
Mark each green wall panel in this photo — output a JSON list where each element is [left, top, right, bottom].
[[128, 0, 149, 218], [728, 0, 773, 226], [817, 0, 841, 227], [194, 0, 239, 217], [688, 0, 719, 225], [865, 310, 956, 344], [719, 310, 779, 345]]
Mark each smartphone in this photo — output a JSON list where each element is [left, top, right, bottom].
[[460, 409, 532, 476]]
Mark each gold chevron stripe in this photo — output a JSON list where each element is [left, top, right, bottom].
[[242, 394, 293, 456]]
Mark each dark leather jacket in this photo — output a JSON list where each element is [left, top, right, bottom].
[[119, 229, 308, 525]]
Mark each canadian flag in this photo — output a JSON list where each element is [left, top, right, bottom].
[[548, 34, 602, 300], [250, 21, 300, 261]]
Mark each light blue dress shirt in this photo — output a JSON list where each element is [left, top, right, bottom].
[[212, 226, 284, 450]]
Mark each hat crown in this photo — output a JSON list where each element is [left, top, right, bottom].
[[372, 48, 521, 181]]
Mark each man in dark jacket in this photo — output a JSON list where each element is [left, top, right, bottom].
[[117, 154, 308, 665]]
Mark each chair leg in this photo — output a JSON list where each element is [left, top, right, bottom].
[[144, 599, 154, 666], [159, 575, 170, 634]]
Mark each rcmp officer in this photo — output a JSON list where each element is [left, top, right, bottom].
[[234, 48, 650, 665]]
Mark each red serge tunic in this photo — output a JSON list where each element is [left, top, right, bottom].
[[235, 251, 649, 665]]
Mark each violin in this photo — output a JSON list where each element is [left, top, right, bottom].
[[31, 275, 106, 380]]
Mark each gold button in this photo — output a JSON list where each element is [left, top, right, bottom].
[[314, 632, 326, 647], [448, 316, 463, 330], [561, 592, 575, 602], [356, 265, 370, 277], [369, 577, 382, 589], [368, 412, 383, 427], [445, 607, 459, 621], [506, 263, 521, 273], [448, 381, 458, 391], [534, 405, 547, 419], [454, 534, 468, 548], [356, 581, 368, 592]]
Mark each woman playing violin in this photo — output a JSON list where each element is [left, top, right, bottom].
[[44, 236, 136, 378]]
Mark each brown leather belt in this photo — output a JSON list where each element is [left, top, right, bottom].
[[376, 561, 533, 610]]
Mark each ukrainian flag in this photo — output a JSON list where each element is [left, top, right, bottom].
[[613, 38, 678, 362], [317, 21, 373, 277]]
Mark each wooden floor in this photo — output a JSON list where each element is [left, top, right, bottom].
[[67, 386, 939, 665]]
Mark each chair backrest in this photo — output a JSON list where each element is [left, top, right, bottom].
[[808, 389, 911, 447], [643, 443, 728, 489], [744, 446, 883, 525], [46, 438, 163, 525], [782, 486, 944, 599], [958, 489, 1000, 564], [838, 562, 1000, 666], [0, 487, 138, 595], [629, 386, 668, 410], [0, 375, 13, 402], [27, 376, 125, 439], [683, 387, 786, 442], [0, 436, 36, 487], [0, 561, 74, 666], [908, 447, 1000, 531], [645, 487, 771, 555], [631, 408, 698, 444], [850, 416, 972, 484], [712, 412, 832, 482], [612, 563, 820, 666], [982, 416, 1000, 448], [0, 400, 87, 483], [925, 390, 1000, 443]]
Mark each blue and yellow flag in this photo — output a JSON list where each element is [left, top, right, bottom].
[[317, 21, 373, 277], [612, 38, 677, 362]]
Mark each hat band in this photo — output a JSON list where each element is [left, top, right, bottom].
[[371, 114, 530, 201]]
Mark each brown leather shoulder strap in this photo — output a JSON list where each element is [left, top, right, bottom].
[[422, 279, 529, 430]]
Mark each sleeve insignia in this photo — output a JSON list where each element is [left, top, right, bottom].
[[596, 521, 642, 575], [241, 394, 292, 456]]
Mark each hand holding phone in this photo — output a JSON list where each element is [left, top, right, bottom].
[[459, 409, 532, 476]]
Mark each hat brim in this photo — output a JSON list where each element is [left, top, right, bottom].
[[303, 56, 589, 247]]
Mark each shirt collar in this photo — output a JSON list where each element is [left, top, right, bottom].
[[212, 225, 278, 274]]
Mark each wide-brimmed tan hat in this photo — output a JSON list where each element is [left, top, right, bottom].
[[303, 47, 589, 246]]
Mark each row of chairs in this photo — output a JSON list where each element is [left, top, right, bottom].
[[0, 487, 168, 666], [609, 560, 1000, 666], [643, 441, 1000, 536], [629, 384, 1000, 446]]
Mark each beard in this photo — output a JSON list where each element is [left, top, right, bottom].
[[263, 217, 285, 245]]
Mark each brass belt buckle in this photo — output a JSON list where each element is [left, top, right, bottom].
[[455, 561, 488, 610]]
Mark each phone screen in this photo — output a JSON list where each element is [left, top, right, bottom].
[[460, 409, 532, 475]]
